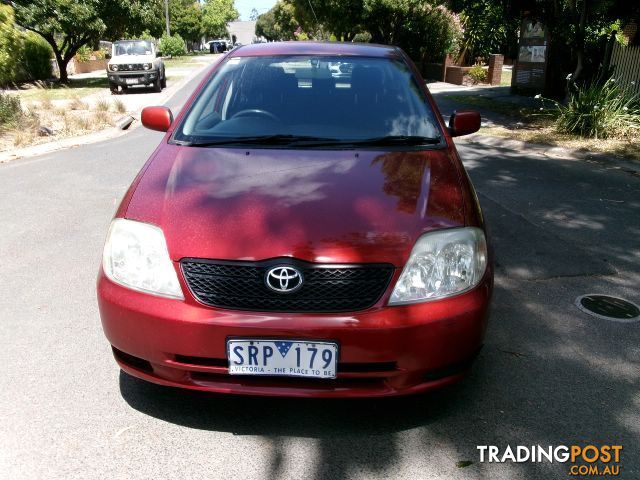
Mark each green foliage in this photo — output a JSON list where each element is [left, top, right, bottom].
[[76, 45, 92, 62], [554, 79, 640, 139], [451, 0, 515, 62], [19, 32, 53, 81], [468, 64, 487, 84], [256, 1, 299, 41], [353, 32, 372, 43], [0, 5, 22, 85], [0, 7, 52, 85], [290, 0, 463, 62], [361, 1, 463, 62], [0, 93, 23, 127], [202, 0, 238, 38], [170, 0, 203, 44], [159, 34, 187, 57]]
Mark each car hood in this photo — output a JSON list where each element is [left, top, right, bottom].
[[124, 146, 465, 266], [109, 55, 154, 64]]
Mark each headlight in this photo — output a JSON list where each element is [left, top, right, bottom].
[[389, 227, 487, 305], [102, 218, 183, 299], [143, 63, 151, 70], [110, 64, 118, 71]]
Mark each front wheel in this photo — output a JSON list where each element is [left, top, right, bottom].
[[109, 82, 118, 94], [160, 71, 166, 89], [153, 77, 162, 93]]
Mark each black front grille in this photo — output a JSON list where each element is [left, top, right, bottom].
[[116, 63, 144, 71], [181, 258, 394, 313]]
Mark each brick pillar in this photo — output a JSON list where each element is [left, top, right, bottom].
[[487, 54, 504, 85], [442, 54, 453, 82]]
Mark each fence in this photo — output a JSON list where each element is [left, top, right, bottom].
[[611, 43, 640, 95]]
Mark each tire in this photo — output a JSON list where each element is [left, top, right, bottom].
[[109, 82, 118, 95], [121, 85, 128, 94], [153, 76, 162, 93], [161, 70, 166, 89]]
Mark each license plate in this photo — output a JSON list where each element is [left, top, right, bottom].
[[125, 78, 138, 84], [227, 339, 338, 379]]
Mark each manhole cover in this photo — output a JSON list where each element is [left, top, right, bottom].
[[575, 294, 640, 323]]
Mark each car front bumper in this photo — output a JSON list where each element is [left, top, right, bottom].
[[107, 71, 158, 86], [97, 268, 492, 398]]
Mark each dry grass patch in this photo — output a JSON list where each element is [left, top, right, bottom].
[[480, 125, 640, 161], [95, 99, 110, 112], [70, 97, 88, 110], [113, 98, 127, 114]]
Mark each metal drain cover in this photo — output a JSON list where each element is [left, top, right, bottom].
[[575, 294, 640, 323]]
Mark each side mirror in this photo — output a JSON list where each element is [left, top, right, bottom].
[[156, 51, 162, 58], [448, 110, 481, 137], [141, 106, 173, 132]]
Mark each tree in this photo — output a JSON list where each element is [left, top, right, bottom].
[[291, 0, 462, 62], [512, 0, 639, 96], [255, 1, 300, 41], [12, 0, 158, 83], [249, 8, 259, 21], [202, 0, 238, 38], [170, 0, 203, 46], [449, 0, 518, 63], [292, 0, 364, 41]]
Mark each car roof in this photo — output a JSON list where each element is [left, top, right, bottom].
[[228, 41, 402, 59]]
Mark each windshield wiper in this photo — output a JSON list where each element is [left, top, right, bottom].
[[174, 134, 338, 147], [302, 135, 442, 147]]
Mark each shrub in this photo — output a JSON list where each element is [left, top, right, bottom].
[[75, 44, 92, 62], [0, 92, 23, 127], [555, 78, 640, 139], [0, 4, 21, 86], [468, 64, 487, 84], [159, 34, 187, 57], [353, 32, 372, 43], [19, 32, 53, 82]]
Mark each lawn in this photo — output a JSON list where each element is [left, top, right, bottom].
[[500, 69, 512, 86], [164, 56, 210, 69]]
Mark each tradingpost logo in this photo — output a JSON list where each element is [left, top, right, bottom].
[[477, 444, 623, 476]]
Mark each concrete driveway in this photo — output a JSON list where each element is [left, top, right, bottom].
[[0, 71, 638, 479]]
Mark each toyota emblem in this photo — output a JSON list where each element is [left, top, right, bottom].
[[265, 266, 303, 293]]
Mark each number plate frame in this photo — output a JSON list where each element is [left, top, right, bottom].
[[226, 338, 339, 379]]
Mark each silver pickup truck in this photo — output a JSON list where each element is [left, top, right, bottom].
[[107, 40, 166, 94]]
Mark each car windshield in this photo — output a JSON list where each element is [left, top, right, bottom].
[[174, 55, 442, 147], [114, 40, 152, 56]]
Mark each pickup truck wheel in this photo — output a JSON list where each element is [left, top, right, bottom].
[[153, 77, 162, 93], [161, 71, 166, 89], [109, 82, 118, 95]]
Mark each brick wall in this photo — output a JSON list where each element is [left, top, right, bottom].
[[487, 54, 504, 85]]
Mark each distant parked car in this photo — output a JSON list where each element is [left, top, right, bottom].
[[208, 40, 227, 54], [107, 39, 165, 94]]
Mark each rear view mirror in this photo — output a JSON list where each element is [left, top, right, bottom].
[[448, 110, 481, 137], [141, 106, 173, 132]]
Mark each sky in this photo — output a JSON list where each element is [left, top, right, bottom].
[[234, 0, 277, 21]]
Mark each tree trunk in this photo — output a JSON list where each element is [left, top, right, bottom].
[[571, 0, 588, 84], [53, 50, 69, 83]]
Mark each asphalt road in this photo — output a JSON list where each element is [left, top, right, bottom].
[[1, 69, 639, 480]]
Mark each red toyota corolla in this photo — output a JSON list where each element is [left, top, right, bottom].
[[97, 42, 492, 397]]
